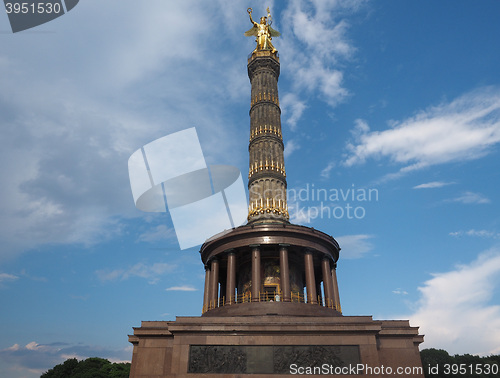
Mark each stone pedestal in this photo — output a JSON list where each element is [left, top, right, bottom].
[[129, 311, 424, 377]]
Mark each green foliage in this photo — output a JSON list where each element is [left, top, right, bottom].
[[421, 348, 500, 378], [41, 357, 130, 378], [421, 348, 454, 370]]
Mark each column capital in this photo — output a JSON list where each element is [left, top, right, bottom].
[[278, 243, 290, 248], [249, 244, 260, 249], [209, 256, 219, 262], [322, 256, 332, 265]]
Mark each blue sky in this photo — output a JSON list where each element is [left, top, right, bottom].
[[1, 1, 500, 377]]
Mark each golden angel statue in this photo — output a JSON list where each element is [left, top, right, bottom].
[[244, 7, 280, 54]]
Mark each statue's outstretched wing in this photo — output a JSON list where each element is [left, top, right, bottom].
[[244, 25, 259, 37], [269, 26, 280, 37]]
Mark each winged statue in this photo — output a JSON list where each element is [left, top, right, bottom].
[[244, 7, 280, 54]]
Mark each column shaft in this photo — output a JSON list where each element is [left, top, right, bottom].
[[279, 245, 290, 302], [331, 266, 341, 313], [304, 251, 317, 304], [251, 246, 261, 302], [209, 259, 219, 309], [226, 252, 236, 304], [203, 266, 211, 312], [321, 258, 334, 308]]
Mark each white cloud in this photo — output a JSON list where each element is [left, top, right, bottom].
[[344, 88, 500, 172], [25, 342, 43, 351], [284, 140, 300, 158], [95, 269, 124, 282], [407, 249, 500, 355], [448, 191, 491, 205], [165, 286, 197, 291], [286, 2, 358, 61], [138, 224, 176, 243], [449, 229, 500, 239], [392, 288, 409, 295], [5, 344, 20, 351], [320, 162, 336, 179], [96, 262, 175, 284], [293, 58, 348, 107], [278, 0, 363, 127], [335, 234, 374, 259], [288, 203, 312, 224], [413, 181, 455, 189], [0, 273, 19, 283], [281, 93, 307, 131]]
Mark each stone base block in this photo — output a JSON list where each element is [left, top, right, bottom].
[[129, 314, 424, 377]]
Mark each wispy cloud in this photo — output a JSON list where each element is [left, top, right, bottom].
[[281, 93, 307, 131], [392, 288, 409, 295], [138, 224, 176, 243], [284, 139, 300, 159], [0, 273, 19, 283], [344, 87, 500, 173], [449, 229, 500, 239], [165, 286, 197, 291], [448, 191, 491, 204], [288, 202, 312, 224], [320, 162, 336, 179], [335, 234, 374, 259], [279, 0, 364, 128], [405, 249, 500, 355], [413, 181, 455, 189], [96, 262, 175, 284]]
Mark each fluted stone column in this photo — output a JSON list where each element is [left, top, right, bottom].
[[203, 265, 211, 312], [209, 259, 219, 309], [321, 258, 334, 308], [279, 244, 290, 302], [251, 245, 261, 302], [247, 52, 289, 223], [304, 251, 317, 304], [331, 263, 341, 312], [226, 252, 236, 305]]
